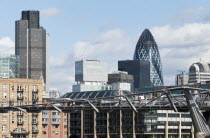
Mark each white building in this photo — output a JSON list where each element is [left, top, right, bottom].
[[188, 62, 210, 84], [73, 60, 109, 92], [175, 73, 189, 86], [49, 88, 60, 98]]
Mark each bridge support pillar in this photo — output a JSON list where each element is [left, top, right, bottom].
[[165, 110, 168, 138], [191, 124, 194, 138], [81, 110, 84, 138], [107, 112, 110, 138], [179, 113, 181, 138], [133, 111, 136, 138], [120, 110, 123, 138], [94, 111, 97, 138]]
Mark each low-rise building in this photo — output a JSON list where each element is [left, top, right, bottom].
[[0, 54, 19, 78], [175, 73, 189, 86], [42, 98, 68, 138]]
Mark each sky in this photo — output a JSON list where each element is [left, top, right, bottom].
[[1, 0, 210, 93]]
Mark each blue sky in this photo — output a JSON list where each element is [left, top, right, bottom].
[[1, 0, 210, 92]]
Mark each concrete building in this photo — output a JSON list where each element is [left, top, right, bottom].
[[0, 78, 43, 138], [108, 71, 133, 84], [108, 71, 133, 91], [49, 88, 60, 98], [175, 73, 189, 86], [0, 55, 19, 78], [42, 98, 68, 138], [188, 62, 210, 85], [15, 10, 49, 91], [73, 60, 109, 92]]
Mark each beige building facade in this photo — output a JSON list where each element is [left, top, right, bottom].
[[0, 78, 43, 138]]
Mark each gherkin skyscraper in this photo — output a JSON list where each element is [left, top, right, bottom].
[[133, 29, 164, 87]]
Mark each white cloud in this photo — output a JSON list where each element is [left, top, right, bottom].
[[151, 23, 210, 85], [41, 8, 60, 17], [0, 37, 14, 54]]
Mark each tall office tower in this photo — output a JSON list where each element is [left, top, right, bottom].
[[133, 29, 164, 87], [0, 54, 19, 78], [15, 10, 49, 91]]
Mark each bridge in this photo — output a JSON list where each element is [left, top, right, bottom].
[[0, 87, 210, 138]]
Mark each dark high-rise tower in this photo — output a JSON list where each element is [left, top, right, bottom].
[[15, 10, 49, 91], [21, 10, 40, 28], [133, 29, 163, 87]]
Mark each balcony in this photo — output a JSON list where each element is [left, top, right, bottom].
[[17, 112, 23, 116], [52, 121, 60, 125], [42, 120, 48, 124], [17, 121, 24, 125], [17, 89, 23, 92], [32, 129, 39, 134], [11, 131, 29, 135], [32, 95, 39, 101], [32, 121, 38, 125], [52, 115, 60, 119], [32, 89, 38, 93], [17, 95, 23, 100], [10, 128, 29, 136], [32, 113, 38, 116]]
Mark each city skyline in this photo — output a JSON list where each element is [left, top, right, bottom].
[[1, 1, 210, 92]]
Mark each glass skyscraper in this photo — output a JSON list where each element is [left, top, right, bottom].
[[0, 55, 19, 78], [133, 29, 164, 87]]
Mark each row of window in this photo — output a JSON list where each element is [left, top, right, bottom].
[[42, 131, 68, 135], [43, 125, 68, 128], [42, 118, 68, 122], [1, 84, 38, 91]]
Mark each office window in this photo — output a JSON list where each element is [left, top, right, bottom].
[[64, 125, 68, 128], [64, 119, 68, 122], [52, 125, 59, 128], [11, 93, 15, 98], [2, 117, 6, 123], [2, 84, 6, 91], [2, 93, 6, 99], [17, 85, 22, 91], [12, 117, 14, 124], [25, 86, 28, 91], [2, 101, 7, 107], [11, 85, 14, 91], [2, 125, 6, 132], [32, 85, 37, 91], [64, 131, 68, 135], [42, 131, 47, 135], [53, 131, 58, 135]]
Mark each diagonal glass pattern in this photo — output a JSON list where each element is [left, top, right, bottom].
[[133, 29, 164, 87]]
